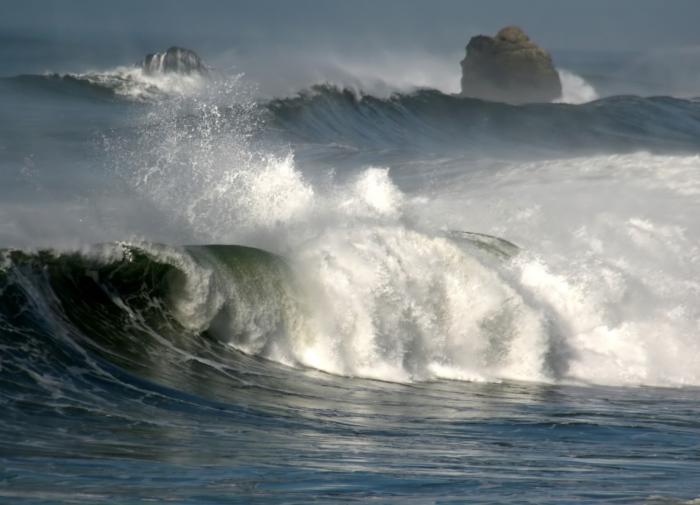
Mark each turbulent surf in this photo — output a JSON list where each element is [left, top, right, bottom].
[[3, 20, 700, 503]]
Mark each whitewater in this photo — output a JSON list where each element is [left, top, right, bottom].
[[92, 69, 700, 388], [2, 42, 700, 504]]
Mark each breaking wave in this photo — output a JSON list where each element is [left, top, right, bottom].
[[3, 62, 700, 392], [5, 67, 206, 101], [267, 85, 700, 152]]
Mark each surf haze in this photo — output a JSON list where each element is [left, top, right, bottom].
[[2, 1, 700, 504]]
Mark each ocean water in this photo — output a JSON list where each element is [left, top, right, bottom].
[[2, 18, 700, 505]]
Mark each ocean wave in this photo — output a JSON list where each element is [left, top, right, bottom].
[[3, 181, 700, 390], [6, 148, 700, 390], [0, 232, 537, 395], [69, 66, 206, 100], [267, 85, 700, 152], [4, 67, 700, 391], [4, 67, 206, 102], [5, 67, 700, 154]]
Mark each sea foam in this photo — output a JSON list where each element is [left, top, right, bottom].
[[108, 74, 700, 387]]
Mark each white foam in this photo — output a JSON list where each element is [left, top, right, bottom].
[[66, 66, 206, 101], [120, 120, 562, 383], [293, 225, 549, 382], [556, 69, 599, 104], [116, 74, 700, 387], [420, 152, 700, 386]]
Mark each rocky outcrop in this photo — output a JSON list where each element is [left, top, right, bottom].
[[460, 26, 562, 104], [141, 47, 207, 76]]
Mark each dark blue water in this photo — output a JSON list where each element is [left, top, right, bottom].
[[3, 14, 700, 505]]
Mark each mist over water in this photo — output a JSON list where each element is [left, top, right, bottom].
[[3, 3, 700, 503]]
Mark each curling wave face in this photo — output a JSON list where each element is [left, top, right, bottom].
[[0, 232, 544, 394]]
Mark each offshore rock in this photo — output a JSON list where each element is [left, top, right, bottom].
[[460, 26, 562, 104], [142, 47, 208, 76]]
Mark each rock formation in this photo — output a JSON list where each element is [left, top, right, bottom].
[[141, 47, 207, 76], [460, 26, 562, 104]]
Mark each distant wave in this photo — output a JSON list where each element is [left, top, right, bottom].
[[2, 73, 121, 101], [68, 66, 206, 100], [4, 70, 700, 154], [4, 67, 206, 101], [5, 66, 597, 104], [267, 85, 700, 152]]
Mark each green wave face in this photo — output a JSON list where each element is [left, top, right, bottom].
[[185, 244, 309, 356], [0, 243, 307, 396]]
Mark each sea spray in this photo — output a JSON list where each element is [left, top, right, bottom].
[[420, 152, 700, 386], [104, 79, 561, 383], [556, 69, 599, 104], [85, 64, 699, 387]]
